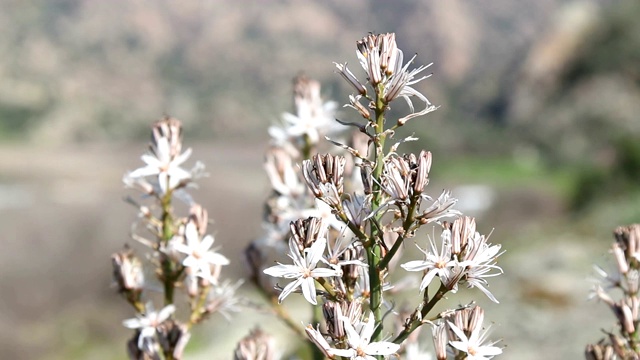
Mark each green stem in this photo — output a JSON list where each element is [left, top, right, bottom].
[[368, 83, 387, 343], [187, 284, 211, 329], [393, 283, 449, 343], [378, 196, 418, 270], [160, 190, 176, 306]]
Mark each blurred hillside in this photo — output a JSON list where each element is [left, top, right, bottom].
[[4, 0, 633, 153], [1, 1, 640, 359]]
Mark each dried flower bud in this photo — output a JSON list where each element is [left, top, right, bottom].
[[157, 320, 190, 360], [127, 333, 160, 360], [302, 154, 346, 206], [189, 204, 208, 236], [614, 224, 640, 260], [342, 193, 371, 229], [305, 325, 335, 359], [323, 301, 345, 339], [449, 216, 477, 256], [234, 328, 276, 360], [381, 157, 411, 201], [413, 150, 432, 194], [290, 217, 327, 250], [112, 246, 145, 294], [432, 322, 448, 360], [322, 300, 363, 341], [264, 147, 305, 197], [356, 33, 399, 85], [151, 116, 183, 160]]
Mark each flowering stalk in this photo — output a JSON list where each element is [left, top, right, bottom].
[[587, 224, 640, 358], [254, 34, 503, 360], [115, 117, 240, 359]]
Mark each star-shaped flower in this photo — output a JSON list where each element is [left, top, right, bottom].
[[328, 312, 400, 360], [263, 237, 341, 305], [401, 233, 456, 292], [448, 321, 502, 360], [122, 302, 176, 349], [174, 221, 230, 281], [127, 136, 192, 194]]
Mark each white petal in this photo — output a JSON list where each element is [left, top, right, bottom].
[[173, 148, 192, 166], [185, 222, 199, 246], [342, 318, 362, 349], [288, 237, 305, 266], [401, 260, 430, 272], [419, 269, 438, 292], [157, 305, 176, 322], [199, 235, 214, 251], [307, 237, 327, 268], [205, 252, 230, 266], [168, 167, 191, 189], [329, 348, 355, 358], [301, 277, 317, 305], [360, 312, 375, 344], [173, 242, 191, 255], [278, 277, 303, 303], [263, 264, 299, 278], [158, 172, 169, 194], [128, 165, 160, 179], [447, 321, 469, 343], [365, 341, 401, 356], [122, 318, 142, 329], [478, 346, 503, 356], [310, 267, 341, 278]]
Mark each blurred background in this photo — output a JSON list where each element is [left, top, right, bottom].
[[1, 0, 639, 359]]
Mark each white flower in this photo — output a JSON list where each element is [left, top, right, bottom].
[[401, 234, 456, 292], [328, 312, 400, 360], [122, 302, 176, 349], [263, 237, 341, 305], [448, 321, 502, 360], [128, 136, 192, 194], [459, 233, 504, 303], [174, 222, 230, 282]]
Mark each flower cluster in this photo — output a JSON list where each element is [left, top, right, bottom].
[[114, 117, 240, 359], [587, 224, 640, 359], [246, 33, 503, 360]]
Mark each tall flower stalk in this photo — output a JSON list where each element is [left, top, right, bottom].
[[114, 117, 241, 360], [586, 224, 640, 359], [253, 33, 504, 359]]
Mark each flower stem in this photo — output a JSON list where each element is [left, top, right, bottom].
[[160, 190, 177, 306], [393, 283, 449, 343], [378, 196, 418, 270], [368, 83, 387, 343]]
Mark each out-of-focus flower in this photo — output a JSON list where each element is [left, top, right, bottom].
[[263, 237, 341, 305], [447, 321, 502, 360], [112, 246, 145, 293], [174, 221, 230, 282], [127, 118, 193, 194], [206, 279, 243, 321], [123, 302, 176, 349], [269, 75, 340, 147], [328, 311, 401, 360], [234, 327, 277, 360]]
